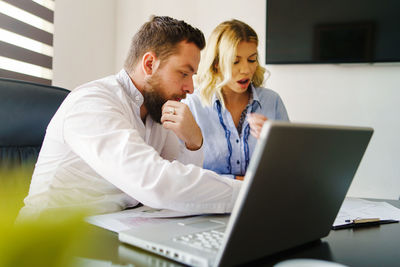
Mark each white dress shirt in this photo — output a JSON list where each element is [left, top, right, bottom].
[[19, 70, 242, 218]]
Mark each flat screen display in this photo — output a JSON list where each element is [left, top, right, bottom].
[[266, 0, 400, 64]]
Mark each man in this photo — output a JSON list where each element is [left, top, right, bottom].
[[19, 16, 242, 219]]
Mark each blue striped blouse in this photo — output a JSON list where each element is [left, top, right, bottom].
[[183, 84, 289, 178]]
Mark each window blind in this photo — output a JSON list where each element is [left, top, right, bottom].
[[0, 0, 54, 85]]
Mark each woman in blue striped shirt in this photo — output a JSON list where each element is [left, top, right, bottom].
[[184, 19, 289, 180]]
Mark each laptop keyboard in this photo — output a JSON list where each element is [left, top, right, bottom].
[[173, 229, 224, 252]]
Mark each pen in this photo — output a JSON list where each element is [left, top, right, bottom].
[[333, 218, 399, 230], [345, 218, 380, 224]]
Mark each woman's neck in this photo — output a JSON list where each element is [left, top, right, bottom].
[[222, 87, 250, 109], [221, 87, 250, 127]]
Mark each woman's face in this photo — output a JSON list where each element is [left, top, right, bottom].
[[224, 41, 258, 94]]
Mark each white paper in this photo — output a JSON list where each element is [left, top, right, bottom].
[[333, 197, 400, 227], [86, 205, 202, 233]]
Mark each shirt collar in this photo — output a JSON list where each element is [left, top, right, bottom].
[[212, 83, 262, 110], [250, 84, 262, 110], [116, 69, 144, 107]]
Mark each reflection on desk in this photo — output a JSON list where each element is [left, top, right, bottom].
[[118, 244, 182, 267], [249, 241, 334, 266]]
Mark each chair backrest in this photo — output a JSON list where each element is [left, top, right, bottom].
[[0, 78, 69, 169]]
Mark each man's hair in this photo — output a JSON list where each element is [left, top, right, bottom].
[[124, 16, 205, 72]]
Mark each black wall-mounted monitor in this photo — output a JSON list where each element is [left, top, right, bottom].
[[266, 0, 400, 64]]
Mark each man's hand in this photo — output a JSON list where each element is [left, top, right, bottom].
[[247, 113, 268, 139], [161, 100, 203, 150]]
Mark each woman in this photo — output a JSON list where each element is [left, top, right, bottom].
[[184, 19, 289, 180]]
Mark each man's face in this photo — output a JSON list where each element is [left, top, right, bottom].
[[142, 41, 201, 123]]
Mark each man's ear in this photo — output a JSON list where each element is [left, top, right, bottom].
[[142, 52, 157, 75]]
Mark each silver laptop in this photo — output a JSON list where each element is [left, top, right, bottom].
[[119, 121, 373, 267]]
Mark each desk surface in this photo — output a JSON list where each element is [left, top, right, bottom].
[[83, 199, 400, 267]]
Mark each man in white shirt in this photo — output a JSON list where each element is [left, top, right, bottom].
[[19, 16, 242, 219]]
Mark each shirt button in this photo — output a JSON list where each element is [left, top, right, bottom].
[[237, 160, 240, 164], [236, 139, 239, 143], [135, 95, 140, 101]]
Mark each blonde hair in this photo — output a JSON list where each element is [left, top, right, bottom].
[[196, 19, 266, 106]]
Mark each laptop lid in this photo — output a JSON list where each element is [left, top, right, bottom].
[[215, 121, 373, 266], [119, 121, 373, 266]]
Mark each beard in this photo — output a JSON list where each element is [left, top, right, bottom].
[[142, 74, 167, 124], [142, 72, 186, 124]]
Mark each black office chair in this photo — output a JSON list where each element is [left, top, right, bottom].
[[0, 78, 69, 171]]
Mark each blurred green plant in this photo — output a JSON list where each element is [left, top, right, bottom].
[[0, 165, 95, 267]]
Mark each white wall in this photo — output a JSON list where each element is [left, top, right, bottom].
[[52, 0, 116, 90], [53, 0, 400, 200], [267, 63, 400, 199], [114, 0, 266, 70]]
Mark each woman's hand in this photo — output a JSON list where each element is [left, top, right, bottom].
[[247, 113, 268, 139]]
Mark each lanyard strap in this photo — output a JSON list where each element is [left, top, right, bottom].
[[216, 101, 232, 174], [216, 101, 258, 174], [244, 124, 251, 171], [216, 101, 257, 174], [243, 102, 258, 171]]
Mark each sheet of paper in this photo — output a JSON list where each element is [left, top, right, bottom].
[[85, 205, 202, 233], [333, 197, 400, 227]]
